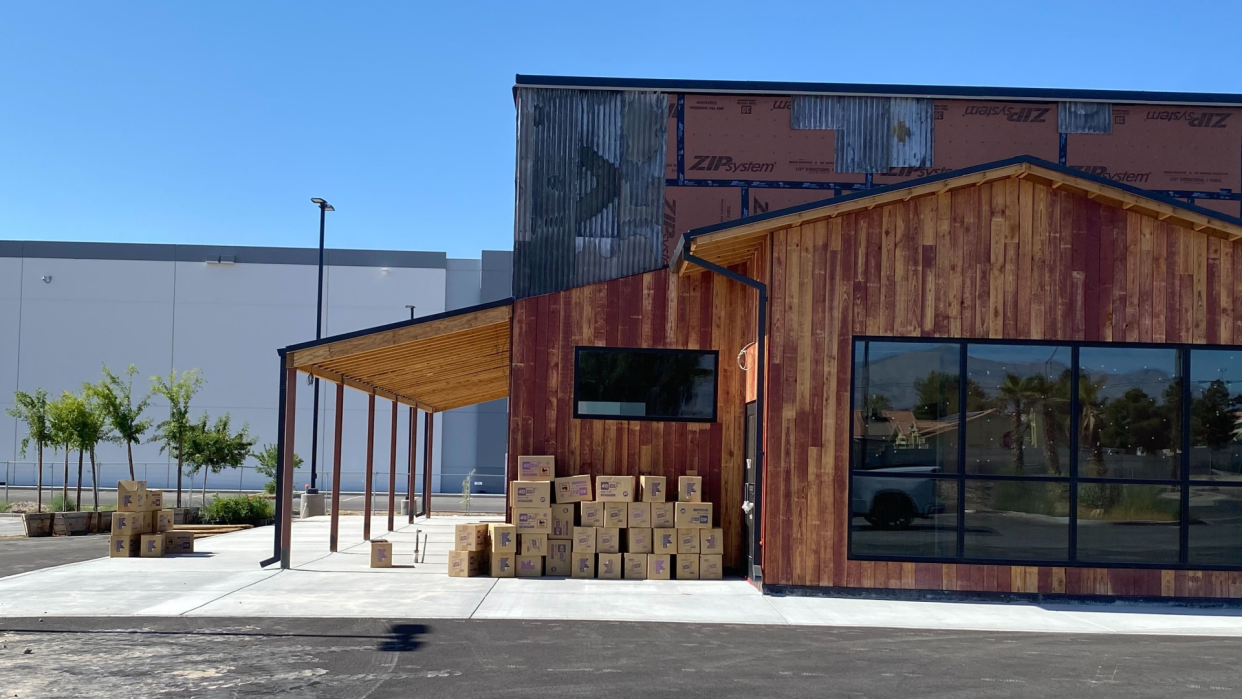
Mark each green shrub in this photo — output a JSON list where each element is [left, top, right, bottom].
[[263, 480, 276, 495], [201, 494, 274, 525], [50, 494, 77, 512], [0, 501, 11, 513]]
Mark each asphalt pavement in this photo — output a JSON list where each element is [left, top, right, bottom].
[[0, 534, 110, 578], [2, 617, 1240, 698], [0, 487, 505, 514]]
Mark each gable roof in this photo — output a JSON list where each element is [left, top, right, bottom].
[[674, 155, 1242, 274]]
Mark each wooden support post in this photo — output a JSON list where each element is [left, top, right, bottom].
[[422, 411, 434, 518], [364, 392, 375, 541], [329, 381, 344, 552], [279, 367, 298, 569], [407, 406, 418, 524], [387, 398, 397, 532]]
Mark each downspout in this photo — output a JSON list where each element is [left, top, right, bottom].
[[681, 240, 767, 586], [260, 350, 288, 569]]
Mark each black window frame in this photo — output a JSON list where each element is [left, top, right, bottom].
[[572, 346, 720, 423], [848, 335, 1242, 572]]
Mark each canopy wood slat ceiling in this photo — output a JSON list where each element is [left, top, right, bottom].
[[282, 299, 513, 412]]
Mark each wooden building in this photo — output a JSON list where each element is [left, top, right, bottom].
[[269, 77, 1242, 600]]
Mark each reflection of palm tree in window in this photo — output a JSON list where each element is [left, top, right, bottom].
[[1079, 373, 1109, 478], [1025, 370, 1070, 476], [997, 373, 1033, 475]]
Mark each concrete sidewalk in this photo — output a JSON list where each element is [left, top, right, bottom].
[[2, 514, 1242, 636]]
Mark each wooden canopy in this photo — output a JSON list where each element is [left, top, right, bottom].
[[674, 156, 1242, 274], [282, 298, 513, 412]]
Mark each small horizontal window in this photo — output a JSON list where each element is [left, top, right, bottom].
[[574, 347, 718, 422]]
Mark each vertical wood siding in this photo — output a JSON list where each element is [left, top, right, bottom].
[[508, 265, 757, 569], [763, 178, 1242, 598]]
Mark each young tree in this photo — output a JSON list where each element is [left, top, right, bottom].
[[6, 389, 52, 513], [150, 369, 204, 508], [183, 413, 258, 505], [86, 364, 152, 481], [73, 388, 110, 512], [47, 392, 79, 512], [254, 443, 303, 494]]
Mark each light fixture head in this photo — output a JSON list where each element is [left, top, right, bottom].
[[41, 275, 52, 284], [310, 198, 334, 211]]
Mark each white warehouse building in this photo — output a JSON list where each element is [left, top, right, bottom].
[[0, 240, 512, 496]]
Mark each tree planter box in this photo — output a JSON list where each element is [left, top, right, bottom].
[[172, 508, 199, 525], [90, 512, 112, 534], [23, 513, 54, 538], [53, 512, 92, 536]]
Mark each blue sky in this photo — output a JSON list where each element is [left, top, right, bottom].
[[3, 1, 1241, 259]]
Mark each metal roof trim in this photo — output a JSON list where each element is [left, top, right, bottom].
[[279, 297, 514, 356], [515, 75, 1242, 107]]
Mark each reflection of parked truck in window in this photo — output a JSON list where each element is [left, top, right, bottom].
[[852, 466, 944, 530]]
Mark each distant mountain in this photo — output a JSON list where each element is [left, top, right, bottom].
[[860, 344, 1173, 407]]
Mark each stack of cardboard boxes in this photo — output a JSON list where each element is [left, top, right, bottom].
[[446, 456, 722, 580], [109, 480, 193, 558]]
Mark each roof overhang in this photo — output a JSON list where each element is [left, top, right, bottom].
[[281, 298, 513, 413], [674, 156, 1242, 274]]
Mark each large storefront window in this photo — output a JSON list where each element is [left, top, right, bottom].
[[850, 337, 1242, 570]]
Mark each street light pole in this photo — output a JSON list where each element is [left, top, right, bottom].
[[309, 198, 334, 493]]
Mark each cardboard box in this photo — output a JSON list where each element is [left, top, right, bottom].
[[111, 511, 141, 537], [511, 481, 552, 507], [146, 489, 163, 510], [675, 503, 713, 529], [648, 554, 672, 580], [134, 511, 153, 535], [156, 510, 175, 533], [580, 501, 604, 528], [623, 553, 647, 579], [550, 503, 575, 539], [603, 502, 628, 529], [678, 476, 703, 502], [370, 539, 393, 568], [547, 541, 572, 576], [676, 529, 701, 554], [627, 527, 653, 555], [628, 502, 651, 528], [513, 507, 552, 534], [489, 523, 517, 553], [140, 533, 165, 558], [448, 550, 481, 577], [700, 528, 724, 555], [596, 475, 635, 502], [676, 554, 700, 580], [519, 533, 547, 556], [640, 476, 667, 502], [654, 528, 677, 554], [454, 523, 490, 551], [490, 552, 516, 577], [163, 531, 194, 555], [650, 502, 675, 528], [571, 552, 596, 579], [109, 534, 138, 558], [598, 552, 623, 579], [596, 527, 621, 554], [700, 554, 723, 580], [516, 555, 543, 577], [517, 455, 555, 481], [573, 526, 597, 553], [117, 480, 146, 512], [553, 475, 592, 503]]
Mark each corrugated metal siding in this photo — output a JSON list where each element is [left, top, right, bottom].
[[791, 95, 933, 173], [513, 88, 666, 299], [1058, 101, 1112, 134]]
